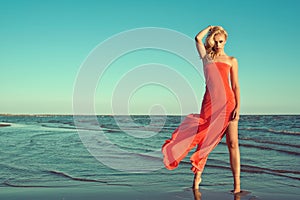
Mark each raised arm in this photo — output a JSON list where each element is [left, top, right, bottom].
[[230, 57, 240, 121], [195, 26, 213, 59]]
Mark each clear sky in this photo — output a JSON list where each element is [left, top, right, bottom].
[[1, 0, 299, 115]]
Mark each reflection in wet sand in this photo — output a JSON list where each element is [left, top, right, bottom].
[[192, 189, 242, 200], [234, 193, 241, 200], [193, 189, 201, 200]]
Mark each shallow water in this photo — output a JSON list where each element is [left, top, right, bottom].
[[0, 115, 299, 199]]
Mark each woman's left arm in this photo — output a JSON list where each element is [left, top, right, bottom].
[[230, 57, 240, 121]]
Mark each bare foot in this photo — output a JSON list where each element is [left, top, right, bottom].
[[233, 181, 241, 194], [231, 177, 240, 194], [193, 173, 202, 190], [231, 189, 241, 194]]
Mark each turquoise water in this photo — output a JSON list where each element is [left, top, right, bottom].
[[0, 115, 299, 199]]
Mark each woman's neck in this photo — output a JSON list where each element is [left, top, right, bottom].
[[214, 49, 226, 57]]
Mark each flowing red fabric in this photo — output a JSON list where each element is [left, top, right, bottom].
[[162, 62, 236, 173]]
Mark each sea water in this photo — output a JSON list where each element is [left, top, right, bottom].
[[0, 115, 299, 199]]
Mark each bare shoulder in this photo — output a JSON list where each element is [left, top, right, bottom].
[[229, 56, 238, 68]]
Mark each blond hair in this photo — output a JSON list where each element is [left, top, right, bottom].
[[205, 26, 228, 60]]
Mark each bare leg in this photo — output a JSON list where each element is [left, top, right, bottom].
[[226, 121, 241, 193], [193, 171, 202, 190]]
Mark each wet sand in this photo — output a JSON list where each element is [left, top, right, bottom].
[[2, 185, 295, 200]]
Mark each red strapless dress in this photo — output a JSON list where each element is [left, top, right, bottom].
[[162, 62, 236, 173]]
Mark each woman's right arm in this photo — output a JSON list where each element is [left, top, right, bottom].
[[195, 26, 212, 59]]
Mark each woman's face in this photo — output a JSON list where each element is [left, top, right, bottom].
[[213, 34, 226, 50]]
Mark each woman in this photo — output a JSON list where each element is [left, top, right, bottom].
[[162, 25, 241, 193]]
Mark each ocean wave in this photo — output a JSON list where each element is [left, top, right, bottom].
[[240, 143, 300, 156], [47, 170, 107, 183], [47, 170, 133, 187], [240, 137, 300, 148], [241, 164, 300, 181], [114, 144, 158, 153], [182, 160, 300, 181], [241, 127, 300, 135], [0, 123, 11, 127], [0, 163, 37, 174], [41, 124, 76, 130], [241, 164, 300, 175], [2, 180, 66, 188]]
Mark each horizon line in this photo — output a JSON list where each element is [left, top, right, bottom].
[[1, 113, 299, 116]]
